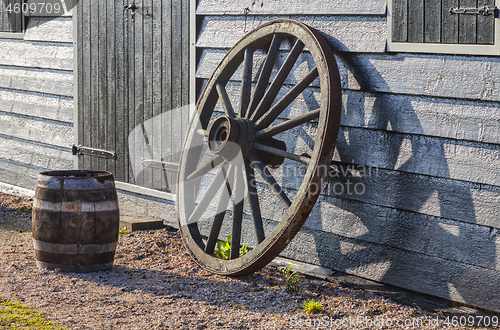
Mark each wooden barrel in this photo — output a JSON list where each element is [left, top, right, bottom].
[[32, 170, 119, 273]]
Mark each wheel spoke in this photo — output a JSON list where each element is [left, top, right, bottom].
[[230, 164, 245, 260], [253, 142, 310, 165], [205, 165, 234, 254], [255, 109, 320, 139], [256, 67, 319, 130], [239, 48, 254, 118], [246, 34, 283, 119], [248, 153, 292, 208], [216, 83, 237, 118], [187, 155, 224, 181], [187, 164, 229, 225], [245, 160, 265, 244], [250, 39, 305, 122]]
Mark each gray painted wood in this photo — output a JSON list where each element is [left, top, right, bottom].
[[0, 158, 46, 190], [0, 89, 73, 123], [408, 0, 424, 42], [24, 18, 73, 43], [0, 112, 73, 148], [196, 0, 387, 15], [0, 136, 72, 170], [197, 16, 387, 53], [459, 0, 477, 44], [442, 0, 459, 43], [0, 67, 73, 96], [424, 0, 441, 43], [477, 0, 495, 44], [217, 80, 500, 145], [0, 40, 73, 70], [391, 0, 407, 42], [306, 196, 500, 272], [197, 50, 500, 102]]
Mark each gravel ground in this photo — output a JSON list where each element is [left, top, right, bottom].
[[0, 192, 488, 329]]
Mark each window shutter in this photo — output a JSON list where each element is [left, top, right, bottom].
[[391, 0, 495, 45]]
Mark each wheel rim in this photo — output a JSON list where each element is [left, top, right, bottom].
[[177, 19, 342, 276]]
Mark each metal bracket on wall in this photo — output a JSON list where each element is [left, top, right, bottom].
[[72, 145, 118, 160], [449, 6, 498, 17]]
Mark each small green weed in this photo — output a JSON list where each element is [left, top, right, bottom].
[[216, 235, 252, 259], [0, 298, 66, 329], [119, 228, 131, 235], [279, 263, 302, 291], [302, 299, 324, 314]]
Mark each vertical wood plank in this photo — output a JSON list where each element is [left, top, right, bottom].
[[477, 0, 495, 44], [162, 0, 173, 192], [143, 0, 154, 189], [181, 0, 190, 172], [459, 0, 478, 43], [114, 0, 126, 182], [90, 0, 99, 171], [134, 0, 145, 186], [127, 3, 136, 185], [152, 0, 164, 190], [106, 0, 117, 176], [424, 0, 441, 42], [77, 0, 85, 170], [97, 0, 107, 172], [13, 0, 21, 32], [442, 0, 459, 43], [408, 0, 424, 42], [171, 0, 183, 188], [392, 0, 408, 42]]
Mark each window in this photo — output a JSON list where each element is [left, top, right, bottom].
[[387, 0, 500, 55], [0, 0, 25, 38]]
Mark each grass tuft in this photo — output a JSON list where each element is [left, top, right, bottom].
[[0, 298, 66, 329]]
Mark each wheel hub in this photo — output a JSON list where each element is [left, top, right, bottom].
[[208, 116, 255, 162]]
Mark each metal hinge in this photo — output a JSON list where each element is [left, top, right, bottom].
[[141, 159, 179, 171], [449, 6, 498, 16], [72, 145, 117, 160]]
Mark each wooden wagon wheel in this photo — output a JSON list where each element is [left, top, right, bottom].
[[177, 19, 342, 276]]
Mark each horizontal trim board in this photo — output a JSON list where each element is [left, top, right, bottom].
[[196, 0, 387, 15], [0, 88, 73, 123], [0, 33, 24, 40], [115, 181, 175, 202], [0, 66, 73, 97], [197, 16, 387, 53], [0, 182, 35, 198]]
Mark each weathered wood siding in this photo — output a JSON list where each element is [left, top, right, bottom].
[[196, 0, 500, 312], [0, 15, 74, 190]]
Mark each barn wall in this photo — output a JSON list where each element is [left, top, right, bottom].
[[0, 16, 75, 190], [195, 0, 500, 312]]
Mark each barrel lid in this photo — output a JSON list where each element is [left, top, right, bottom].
[[37, 171, 115, 190]]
